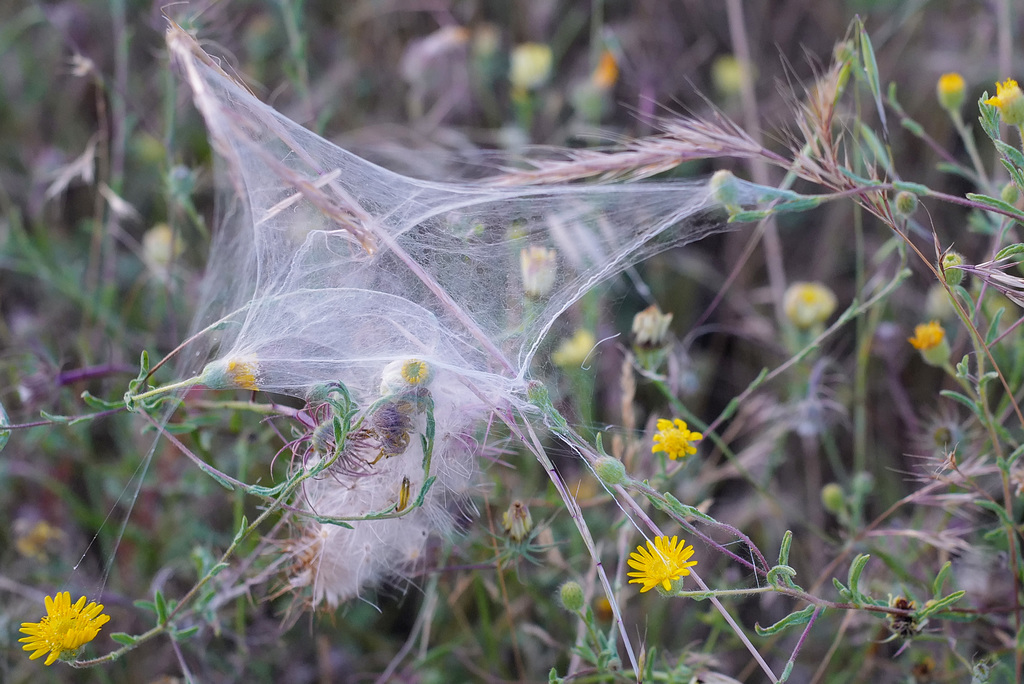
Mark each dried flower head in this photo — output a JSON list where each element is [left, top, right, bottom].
[[886, 595, 922, 641], [651, 418, 703, 461], [520, 245, 558, 298], [784, 282, 837, 330], [502, 500, 533, 543], [936, 72, 966, 112], [985, 79, 1024, 125], [632, 305, 673, 348], [627, 535, 698, 593], [19, 593, 110, 666]]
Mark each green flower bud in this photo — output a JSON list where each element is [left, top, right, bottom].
[[1002, 181, 1020, 206], [940, 251, 965, 287], [821, 483, 845, 515], [594, 456, 628, 486], [559, 581, 585, 612], [937, 73, 966, 113], [709, 169, 740, 214], [894, 191, 918, 218]]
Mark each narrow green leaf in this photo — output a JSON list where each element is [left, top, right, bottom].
[[847, 554, 871, 600], [967, 192, 1024, 221], [663, 492, 715, 522], [767, 565, 799, 589], [80, 391, 125, 410], [773, 197, 824, 213], [729, 209, 772, 223], [39, 410, 72, 424], [979, 96, 1001, 142], [994, 139, 1024, 169], [110, 632, 139, 646], [975, 499, 1014, 526], [900, 118, 925, 137], [995, 243, 1024, 261], [987, 308, 1006, 346], [154, 590, 168, 624], [232, 516, 249, 545], [754, 604, 817, 636], [1001, 159, 1024, 192], [833, 577, 852, 602], [919, 590, 966, 619], [892, 181, 930, 195], [857, 21, 887, 132], [1007, 443, 1024, 467], [778, 530, 793, 566], [932, 561, 953, 598], [172, 625, 201, 641], [940, 390, 978, 413], [0, 400, 9, 453]]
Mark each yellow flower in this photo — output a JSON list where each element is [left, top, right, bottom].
[[985, 79, 1024, 125], [936, 73, 966, 112], [552, 329, 596, 368], [510, 43, 553, 91], [651, 418, 703, 460], [711, 54, 745, 97], [908, 320, 950, 366], [591, 49, 619, 90], [226, 357, 259, 390], [908, 320, 945, 350], [19, 592, 110, 666], [627, 535, 698, 593], [400, 359, 431, 385], [784, 282, 838, 330]]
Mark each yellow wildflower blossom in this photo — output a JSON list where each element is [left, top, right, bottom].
[[651, 418, 703, 460], [19, 592, 110, 666], [908, 321, 945, 350], [986, 79, 1024, 125], [627, 535, 698, 593]]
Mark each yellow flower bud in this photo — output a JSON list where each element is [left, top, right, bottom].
[[985, 79, 1024, 126], [936, 72, 966, 112]]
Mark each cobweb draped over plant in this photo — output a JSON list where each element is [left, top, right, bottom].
[[165, 25, 765, 604]]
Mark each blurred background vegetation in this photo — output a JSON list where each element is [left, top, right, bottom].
[[0, 1, 1019, 682]]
